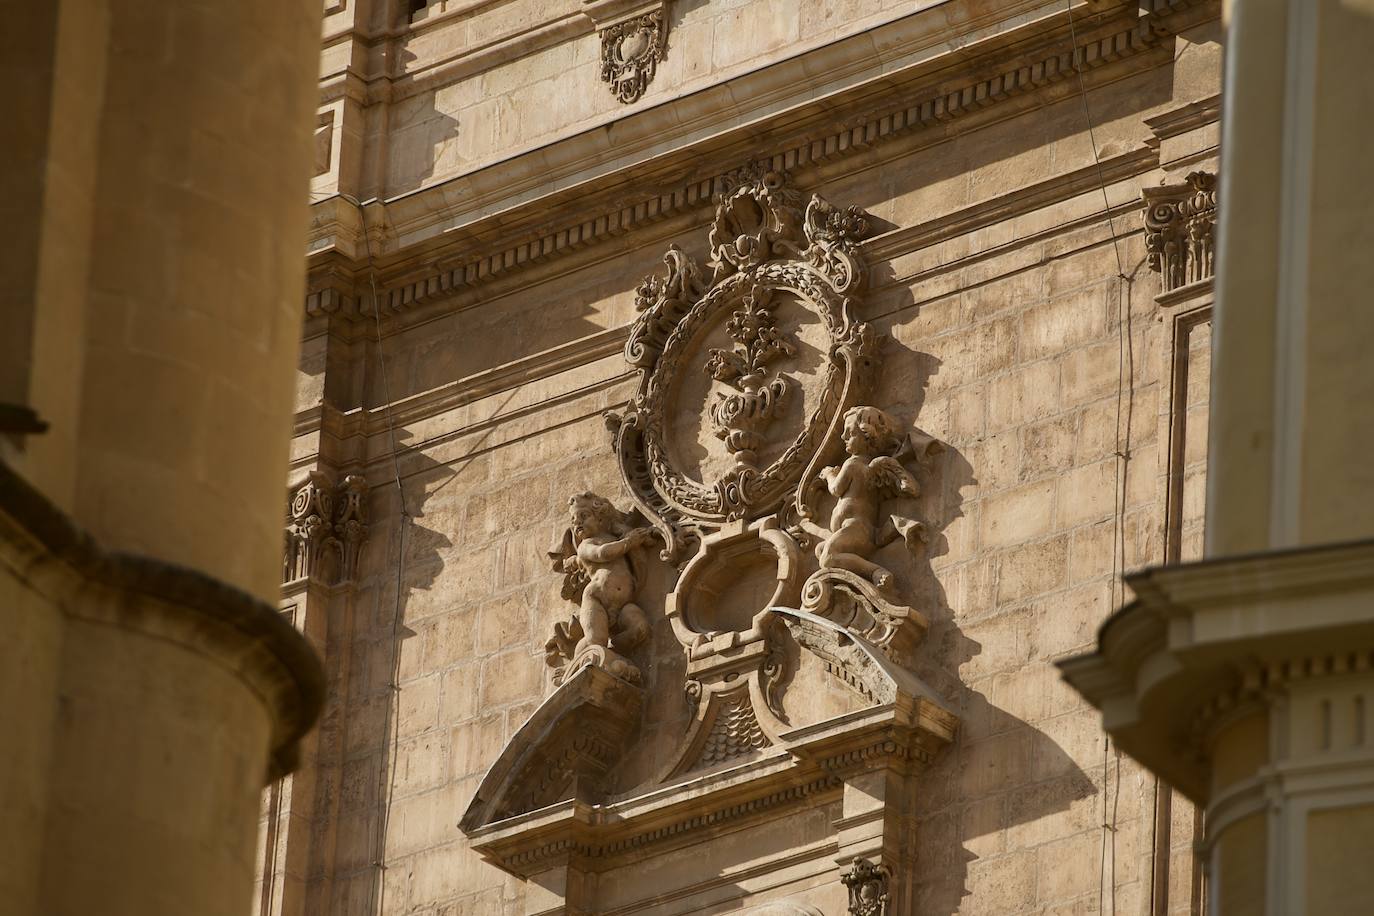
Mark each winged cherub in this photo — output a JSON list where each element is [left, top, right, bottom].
[[815, 406, 928, 589], [547, 493, 656, 663]]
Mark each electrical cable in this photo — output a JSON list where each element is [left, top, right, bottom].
[[1064, 4, 1136, 915]]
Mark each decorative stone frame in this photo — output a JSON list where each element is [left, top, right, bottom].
[[608, 167, 877, 562], [583, 0, 669, 104], [461, 167, 957, 914]]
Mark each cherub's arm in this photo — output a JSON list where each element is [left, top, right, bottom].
[[821, 460, 858, 496], [576, 528, 651, 564]]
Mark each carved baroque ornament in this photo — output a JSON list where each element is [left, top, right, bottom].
[[841, 857, 891, 916], [588, 0, 668, 104], [462, 166, 958, 913], [609, 164, 877, 553]]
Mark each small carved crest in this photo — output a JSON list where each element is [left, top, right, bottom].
[[599, 9, 666, 104]]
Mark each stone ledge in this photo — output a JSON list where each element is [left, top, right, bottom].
[[1058, 538, 1374, 802], [0, 459, 325, 782], [463, 699, 954, 880], [305, 0, 1217, 319]]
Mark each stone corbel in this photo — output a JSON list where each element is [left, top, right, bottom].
[[582, 0, 668, 104]]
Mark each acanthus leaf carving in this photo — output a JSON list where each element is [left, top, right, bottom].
[[626, 244, 706, 370], [1143, 170, 1217, 293], [283, 472, 369, 585]]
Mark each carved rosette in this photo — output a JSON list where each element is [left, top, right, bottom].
[[598, 9, 666, 104], [1143, 171, 1217, 293]]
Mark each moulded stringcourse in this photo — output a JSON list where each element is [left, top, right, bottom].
[[303, 0, 1211, 319]]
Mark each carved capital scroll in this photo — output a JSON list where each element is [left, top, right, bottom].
[[1143, 171, 1217, 293], [283, 472, 368, 585]]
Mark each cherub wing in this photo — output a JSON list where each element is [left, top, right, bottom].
[[547, 528, 588, 602], [867, 455, 919, 499]]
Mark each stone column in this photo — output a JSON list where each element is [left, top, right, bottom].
[[1, 2, 325, 916], [1060, 2, 1374, 915]]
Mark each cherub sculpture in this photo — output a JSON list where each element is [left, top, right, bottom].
[[814, 406, 930, 589], [545, 493, 657, 682]]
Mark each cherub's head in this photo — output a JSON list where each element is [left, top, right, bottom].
[[841, 406, 901, 458], [568, 492, 619, 541]]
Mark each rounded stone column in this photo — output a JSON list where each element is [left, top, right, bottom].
[[0, 2, 326, 915]]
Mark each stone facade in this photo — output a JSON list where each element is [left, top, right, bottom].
[[274, 1, 1225, 913]]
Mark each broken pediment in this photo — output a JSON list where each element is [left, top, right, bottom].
[[460, 664, 643, 833], [461, 167, 959, 914]]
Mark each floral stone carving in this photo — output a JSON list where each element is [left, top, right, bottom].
[[1143, 170, 1217, 293], [545, 492, 658, 685], [598, 7, 666, 104], [705, 285, 796, 468]]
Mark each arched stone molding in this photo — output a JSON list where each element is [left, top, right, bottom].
[[460, 664, 644, 831]]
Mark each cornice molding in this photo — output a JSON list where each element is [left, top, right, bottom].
[[306, 0, 1216, 320], [466, 701, 950, 879], [0, 460, 325, 781], [1058, 538, 1374, 802]]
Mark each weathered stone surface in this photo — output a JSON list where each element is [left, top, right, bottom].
[[278, 0, 1226, 912]]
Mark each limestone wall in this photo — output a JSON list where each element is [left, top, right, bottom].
[[279, 1, 1223, 913]]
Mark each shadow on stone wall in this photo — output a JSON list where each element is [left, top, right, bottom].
[[879, 332, 1095, 915], [383, 46, 461, 198], [316, 391, 524, 914]]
